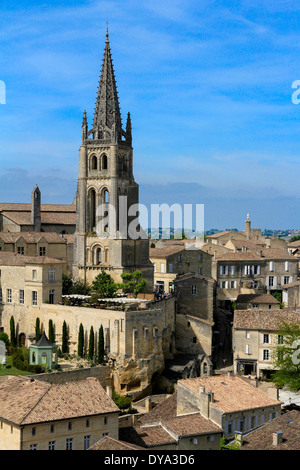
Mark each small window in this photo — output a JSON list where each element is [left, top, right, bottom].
[[49, 290, 54, 304], [102, 154, 108, 170], [19, 290, 24, 305], [86, 419, 90, 428], [7, 289, 12, 304], [32, 270, 37, 281], [48, 268, 55, 282], [66, 438, 73, 450], [50, 424, 54, 434], [104, 417, 108, 425], [191, 285, 197, 295], [68, 422, 72, 431], [48, 441, 55, 450], [84, 435, 90, 450], [32, 427, 36, 436], [39, 247, 46, 256], [32, 291, 37, 306], [17, 246, 24, 255], [30, 444, 37, 450]]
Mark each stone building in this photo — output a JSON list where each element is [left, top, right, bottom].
[[149, 241, 211, 294], [0, 231, 73, 275], [233, 308, 300, 378], [73, 30, 153, 289], [176, 374, 282, 439], [235, 293, 281, 310], [212, 248, 298, 308], [0, 376, 119, 450], [119, 391, 223, 450], [0, 186, 76, 234], [282, 279, 300, 307]]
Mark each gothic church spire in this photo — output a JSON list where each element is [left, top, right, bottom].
[[92, 28, 122, 143]]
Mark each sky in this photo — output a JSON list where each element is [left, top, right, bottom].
[[0, 0, 300, 231]]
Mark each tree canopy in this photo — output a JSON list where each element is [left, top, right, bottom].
[[119, 270, 147, 298], [272, 320, 300, 392]]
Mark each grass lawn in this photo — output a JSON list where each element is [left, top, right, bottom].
[[0, 356, 32, 376]]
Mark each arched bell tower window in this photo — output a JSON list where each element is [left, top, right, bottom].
[[96, 247, 102, 265], [91, 155, 97, 170], [104, 189, 109, 204], [89, 189, 96, 230], [102, 154, 108, 170]]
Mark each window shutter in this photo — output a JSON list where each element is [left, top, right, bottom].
[[225, 265, 228, 275], [257, 265, 260, 274], [290, 276, 293, 283]]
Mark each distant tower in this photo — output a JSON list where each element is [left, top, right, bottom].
[[31, 185, 41, 232], [73, 29, 153, 289], [245, 213, 251, 240]]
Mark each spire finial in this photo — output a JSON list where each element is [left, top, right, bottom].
[[106, 22, 109, 42]]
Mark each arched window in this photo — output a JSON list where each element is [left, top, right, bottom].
[[91, 155, 97, 170], [104, 189, 109, 204], [96, 247, 102, 265], [90, 189, 96, 230], [102, 154, 108, 170]]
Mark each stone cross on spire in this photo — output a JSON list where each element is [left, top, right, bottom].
[[92, 28, 123, 143]]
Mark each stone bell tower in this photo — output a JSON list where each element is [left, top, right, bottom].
[[73, 29, 153, 289]]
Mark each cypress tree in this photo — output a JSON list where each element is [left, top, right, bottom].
[[48, 319, 55, 343], [88, 326, 94, 361], [78, 323, 84, 357], [35, 317, 41, 342], [10, 316, 16, 347], [62, 320, 68, 354], [98, 325, 104, 363]]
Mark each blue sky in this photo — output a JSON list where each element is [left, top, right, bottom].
[[0, 0, 300, 230]]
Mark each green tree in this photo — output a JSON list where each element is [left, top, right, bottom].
[[62, 321, 69, 354], [119, 270, 147, 298], [10, 316, 16, 347], [98, 325, 105, 363], [272, 320, 300, 392], [112, 391, 132, 410], [48, 319, 55, 343], [78, 323, 84, 358], [62, 274, 73, 295], [289, 236, 300, 243], [91, 270, 118, 299], [88, 326, 94, 361], [35, 318, 41, 342], [0, 332, 10, 349]]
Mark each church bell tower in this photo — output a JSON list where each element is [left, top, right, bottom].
[[73, 29, 153, 289]]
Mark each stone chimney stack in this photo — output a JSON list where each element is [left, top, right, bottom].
[[31, 185, 41, 232], [272, 431, 283, 446]]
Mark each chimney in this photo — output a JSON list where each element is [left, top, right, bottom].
[[235, 432, 243, 446], [145, 397, 152, 412], [272, 431, 283, 446]]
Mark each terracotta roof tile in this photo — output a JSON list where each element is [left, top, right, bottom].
[[0, 377, 119, 426], [0, 252, 64, 266], [89, 436, 143, 450], [119, 425, 177, 448], [234, 308, 300, 330], [241, 409, 300, 450], [178, 375, 282, 414]]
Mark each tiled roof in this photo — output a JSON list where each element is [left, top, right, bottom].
[[162, 413, 222, 437], [216, 252, 262, 261], [178, 375, 282, 414], [0, 252, 64, 266], [0, 377, 119, 426], [2, 211, 76, 226], [0, 203, 75, 212], [207, 230, 244, 239], [149, 245, 185, 258], [88, 436, 144, 451], [260, 248, 295, 261], [0, 232, 69, 244], [234, 308, 300, 330], [174, 272, 215, 283], [241, 410, 300, 450], [138, 393, 178, 425], [119, 425, 177, 448], [236, 294, 280, 304], [281, 280, 300, 289]]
